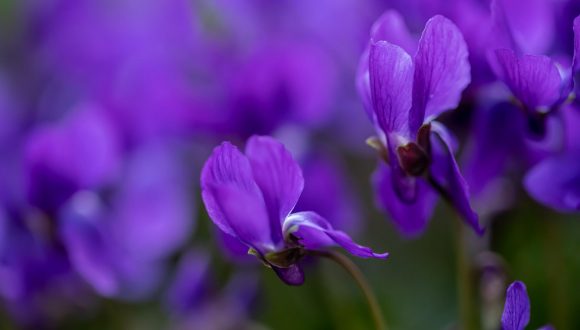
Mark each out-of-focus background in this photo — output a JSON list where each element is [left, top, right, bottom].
[[0, 0, 578, 329]]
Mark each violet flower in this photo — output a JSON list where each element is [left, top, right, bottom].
[[493, 48, 564, 138], [357, 11, 482, 237], [217, 151, 361, 262], [165, 250, 260, 329], [491, 3, 580, 139], [24, 105, 194, 299], [524, 104, 580, 212], [59, 143, 194, 298], [201, 135, 387, 285], [34, 0, 204, 143], [501, 281, 553, 330], [525, 151, 580, 212]]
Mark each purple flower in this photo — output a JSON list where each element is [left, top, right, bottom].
[[358, 12, 482, 237], [490, 0, 556, 56], [461, 101, 526, 216], [501, 281, 553, 330], [523, 84, 580, 211], [525, 151, 580, 212], [227, 42, 336, 137], [25, 107, 121, 213], [491, 7, 580, 139], [60, 143, 194, 298], [217, 151, 361, 262], [493, 48, 564, 138], [19, 103, 195, 301], [165, 250, 260, 329], [201, 135, 387, 285], [34, 0, 205, 143]]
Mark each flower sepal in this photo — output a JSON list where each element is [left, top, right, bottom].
[[264, 246, 306, 269], [366, 136, 389, 163]]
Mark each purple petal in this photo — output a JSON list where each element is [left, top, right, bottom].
[[369, 40, 414, 137], [216, 227, 254, 262], [562, 104, 580, 151], [373, 163, 437, 238], [430, 130, 484, 235], [245, 135, 304, 245], [501, 281, 531, 330], [358, 10, 416, 126], [462, 102, 525, 197], [165, 251, 211, 315], [495, 49, 562, 110], [490, 0, 555, 55], [111, 145, 193, 260], [59, 192, 118, 297], [294, 154, 360, 235], [370, 10, 417, 55], [572, 16, 580, 97], [229, 43, 335, 136], [356, 49, 374, 123], [574, 15, 580, 74], [410, 15, 470, 135], [25, 107, 120, 211], [272, 264, 304, 286], [284, 212, 388, 259], [524, 152, 580, 212], [201, 142, 273, 251], [209, 184, 274, 253]]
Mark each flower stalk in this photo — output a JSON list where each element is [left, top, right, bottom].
[[455, 218, 479, 330], [308, 250, 387, 330]]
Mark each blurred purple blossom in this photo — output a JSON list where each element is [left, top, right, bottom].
[[59, 143, 194, 298], [165, 250, 260, 330]]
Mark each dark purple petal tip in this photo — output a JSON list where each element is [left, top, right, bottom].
[[501, 281, 531, 330]]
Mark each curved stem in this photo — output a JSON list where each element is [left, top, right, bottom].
[[308, 250, 387, 330]]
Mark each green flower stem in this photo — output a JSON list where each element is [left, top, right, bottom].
[[455, 218, 479, 330], [308, 250, 387, 330]]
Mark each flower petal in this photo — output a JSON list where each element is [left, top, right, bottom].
[[410, 15, 470, 135], [209, 184, 274, 252], [430, 130, 484, 235], [524, 152, 580, 212], [25, 107, 120, 211], [501, 281, 531, 330], [369, 40, 414, 137], [294, 154, 360, 235], [284, 212, 388, 259], [245, 135, 304, 245], [572, 15, 580, 98], [59, 192, 118, 297], [495, 48, 562, 111], [373, 163, 437, 238], [272, 264, 304, 286], [370, 10, 417, 55], [111, 145, 193, 260], [490, 0, 555, 55], [164, 250, 211, 314], [216, 228, 254, 263], [356, 49, 375, 123], [201, 142, 273, 250], [462, 102, 525, 197]]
